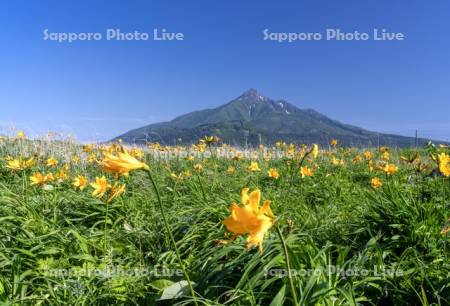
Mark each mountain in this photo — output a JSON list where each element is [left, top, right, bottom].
[[113, 89, 445, 147]]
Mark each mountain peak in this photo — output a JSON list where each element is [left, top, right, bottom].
[[239, 88, 269, 102]]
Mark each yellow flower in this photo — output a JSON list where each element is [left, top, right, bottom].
[[379, 146, 389, 153], [17, 131, 26, 139], [441, 226, 450, 236], [400, 153, 419, 164], [300, 166, 313, 178], [90, 176, 111, 198], [370, 177, 383, 188], [129, 148, 144, 159], [247, 162, 261, 172], [25, 157, 35, 168], [45, 173, 55, 182], [331, 157, 345, 166], [171, 172, 184, 180], [171, 172, 179, 178], [101, 152, 149, 176], [368, 160, 374, 172], [46, 157, 58, 167], [353, 155, 362, 163], [148, 142, 162, 150], [330, 139, 338, 147], [231, 152, 244, 161], [55, 169, 68, 181], [197, 143, 206, 153], [185, 155, 194, 161], [363, 151, 373, 160], [85, 153, 97, 163], [226, 166, 235, 174], [381, 151, 390, 161], [108, 183, 126, 202], [182, 170, 192, 177], [311, 144, 319, 159], [30, 172, 46, 186], [202, 135, 220, 145], [6, 157, 34, 171], [223, 188, 275, 251], [267, 168, 279, 180], [73, 175, 88, 190], [286, 146, 295, 156], [437, 153, 450, 177], [383, 163, 398, 175], [194, 163, 203, 172], [71, 156, 80, 164], [6, 158, 24, 171], [83, 144, 94, 153], [29, 172, 53, 186]]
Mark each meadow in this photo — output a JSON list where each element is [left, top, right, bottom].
[[0, 133, 449, 305]]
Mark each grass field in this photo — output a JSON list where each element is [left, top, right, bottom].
[[0, 134, 449, 305]]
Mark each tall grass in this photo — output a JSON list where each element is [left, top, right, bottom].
[[0, 137, 449, 305]]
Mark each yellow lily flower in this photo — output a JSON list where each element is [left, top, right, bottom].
[[300, 166, 313, 178], [17, 131, 26, 139], [90, 176, 111, 198], [223, 188, 275, 251], [194, 163, 203, 172], [311, 144, 319, 159], [6, 158, 24, 171], [331, 157, 345, 166], [353, 155, 362, 163], [6, 157, 34, 171], [73, 175, 88, 190], [370, 177, 383, 188], [55, 169, 68, 181], [101, 152, 149, 176], [381, 151, 390, 161], [29, 172, 54, 186], [247, 162, 261, 172], [30, 172, 47, 186], [108, 183, 126, 202], [226, 166, 235, 174], [438, 153, 450, 177], [46, 157, 58, 167], [363, 151, 373, 160], [267, 168, 280, 180], [83, 144, 94, 153], [383, 163, 398, 175]]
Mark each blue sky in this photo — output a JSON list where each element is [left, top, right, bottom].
[[1, 0, 449, 142]]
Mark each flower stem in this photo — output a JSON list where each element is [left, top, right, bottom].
[[104, 201, 109, 258], [196, 174, 207, 203], [275, 225, 299, 306], [146, 170, 198, 305]]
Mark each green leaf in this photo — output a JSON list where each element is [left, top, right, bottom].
[[158, 280, 193, 301], [149, 279, 174, 291], [269, 284, 286, 306]]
